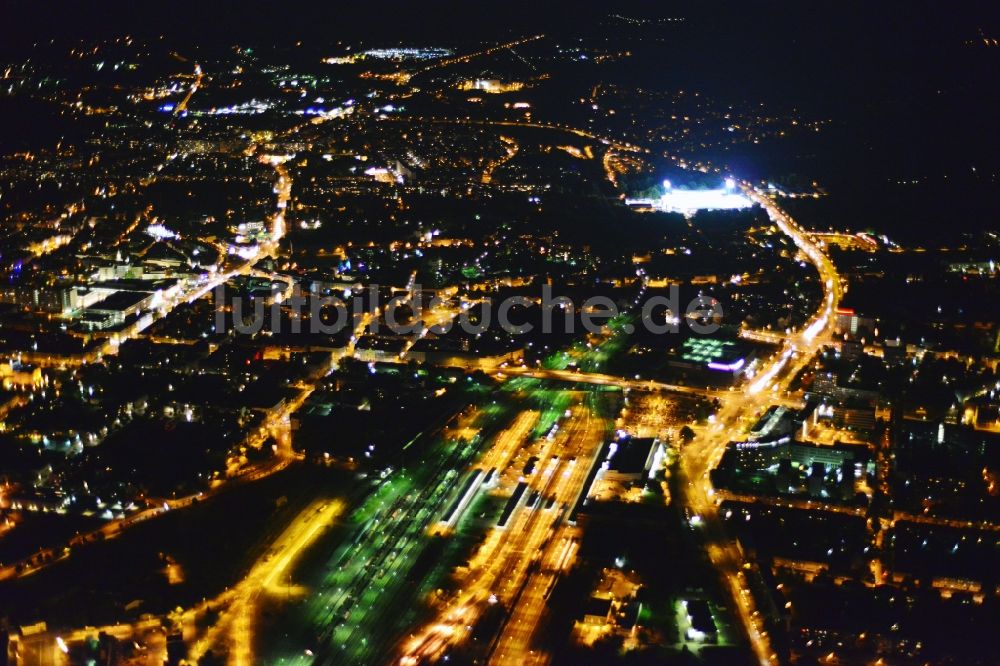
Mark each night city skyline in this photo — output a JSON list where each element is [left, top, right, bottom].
[[0, 2, 998, 665]]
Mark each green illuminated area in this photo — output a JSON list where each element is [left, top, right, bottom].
[[679, 337, 739, 365], [530, 387, 574, 438], [504, 377, 618, 439], [541, 313, 635, 373], [265, 374, 620, 664], [266, 401, 517, 665]]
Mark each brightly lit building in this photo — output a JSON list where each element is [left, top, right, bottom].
[[457, 79, 525, 93], [359, 47, 452, 61], [626, 178, 752, 215], [667, 337, 756, 377]]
